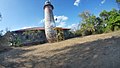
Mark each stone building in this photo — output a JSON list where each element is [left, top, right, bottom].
[[9, 27, 72, 46]]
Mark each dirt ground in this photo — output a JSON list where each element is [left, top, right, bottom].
[[0, 31, 120, 68]]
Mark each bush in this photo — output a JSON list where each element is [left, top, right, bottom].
[[74, 30, 82, 37]]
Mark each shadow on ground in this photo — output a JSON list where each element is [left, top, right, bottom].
[[0, 36, 120, 68], [48, 36, 120, 68]]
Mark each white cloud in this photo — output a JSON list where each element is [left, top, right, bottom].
[[101, 0, 106, 4], [57, 22, 66, 27], [67, 23, 79, 31], [74, 0, 80, 6], [54, 15, 68, 23], [21, 26, 35, 29], [40, 15, 68, 24], [40, 15, 68, 27], [54, 15, 68, 27], [67, 24, 78, 28], [12, 26, 37, 31]]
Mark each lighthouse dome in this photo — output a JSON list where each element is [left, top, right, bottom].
[[45, 1, 51, 5], [44, 1, 54, 9]]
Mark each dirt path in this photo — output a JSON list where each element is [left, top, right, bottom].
[[0, 31, 120, 68]]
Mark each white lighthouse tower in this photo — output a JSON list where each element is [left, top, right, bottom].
[[44, 0, 56, 43]]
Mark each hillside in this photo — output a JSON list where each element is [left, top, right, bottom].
[[0, 31, 120, 68]]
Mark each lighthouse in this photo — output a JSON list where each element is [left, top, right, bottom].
[[44, 0, 56, 43]]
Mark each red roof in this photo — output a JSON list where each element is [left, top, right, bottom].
[[13, 27, 70, 32]]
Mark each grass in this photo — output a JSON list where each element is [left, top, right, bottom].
[[0, 30, 120, 68]]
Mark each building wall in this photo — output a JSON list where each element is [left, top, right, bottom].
[[10, 30, 47, 46], [9, 30, 73, 46]]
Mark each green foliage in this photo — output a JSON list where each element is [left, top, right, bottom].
[[9, 30, 43, 47], [11, 37, 22, 47], [100, 10, 109, 20], [80, 23, 95, 36], [0, 30, 12, 46], [56, 29, 64, 42], [99, 9, 120, 32], [8, 32, 22, 47], [116, 0, 120, 3], [104, 9, 120, 32], [94, 17, 104, 34], [74, 30, 82, 37], [79, 11, 96, 36], [23, 30, 41, 41], [0, 30, 3, 37], [78, 9, 120, 36]]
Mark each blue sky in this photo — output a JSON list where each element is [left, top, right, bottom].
[[0, 0, 118, 31]]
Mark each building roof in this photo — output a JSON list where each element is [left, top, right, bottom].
[[13, 27, 70, 32]]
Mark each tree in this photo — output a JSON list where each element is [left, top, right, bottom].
[[79, 11, 91, 23], [79, 9, 120, 35], [0, 28, 11, 46], [107, 9, 120, 31], [99, 10, 112, 32], [99, 9, 120, 32], [94, 17, 104, 34], [100, 10, 109, 21], [79, 11, 96, 36], [116, 0, 120, 2]]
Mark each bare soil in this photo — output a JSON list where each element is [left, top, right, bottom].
[[0, 31, 120, 68]]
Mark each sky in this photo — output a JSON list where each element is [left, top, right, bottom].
[[0, 0, 119, 31]]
